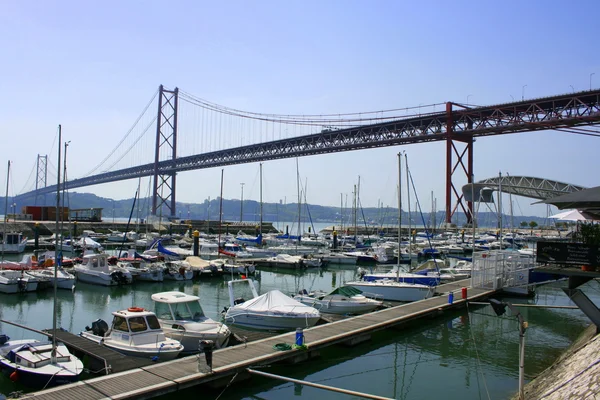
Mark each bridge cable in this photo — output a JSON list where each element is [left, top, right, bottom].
[[16, 160, 37, 195], [84, 88, 159, 177]]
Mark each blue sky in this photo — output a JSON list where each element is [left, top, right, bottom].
[[2, 1, 599, 219]]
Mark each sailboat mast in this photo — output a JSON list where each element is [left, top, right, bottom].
[[218, 169, 224, 249], [296, 158, 301, 242], [498, 172, 503, 248], [2, 160, 10, 262], [405, 154, 412, 268], [52, 125, 62, 362], [259, 163, 263, 238], [397, 152, 402, 271]]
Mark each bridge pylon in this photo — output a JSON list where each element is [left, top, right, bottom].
[[152, 85, 179, 217], [445, 102, 474, 226], [35, 154, 48, 205]]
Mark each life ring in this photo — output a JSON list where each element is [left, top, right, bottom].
[[128, 307, 144, 312]]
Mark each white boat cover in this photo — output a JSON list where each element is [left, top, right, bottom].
[[236, 290, 319, 315]]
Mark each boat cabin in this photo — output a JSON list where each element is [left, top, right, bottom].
[[102, 309, 167, 346], [80, 253, 111, 271], [151, 292, 208, 322]]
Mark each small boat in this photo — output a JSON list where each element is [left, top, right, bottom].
[[320, 252, 357, 265], [294, 286, 382, 315], [27, 267, 75, 290], [73, 253, 133, 286], [209, 258, 256, 275], [0, 270, 38, 293], [0, 232, 27, 254], [80, 308, 184, 361], [343, 280, 434, 302], [0, 333, 83, 388], [151, 291, 231, 354], [264, 253, 322, 269], [223, 279, 320, 331], [162, 261, 194, 281]]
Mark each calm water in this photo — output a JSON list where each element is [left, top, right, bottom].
[[1, 263, 598, 399]]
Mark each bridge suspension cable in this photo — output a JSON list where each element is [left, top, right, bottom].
[[179, 90, 444, 127], [84, 88, 159, 177]]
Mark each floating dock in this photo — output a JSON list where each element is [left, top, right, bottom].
[[28, 280, 496, 400]]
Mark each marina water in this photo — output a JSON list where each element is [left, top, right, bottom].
[[1, 259, 598, 398]]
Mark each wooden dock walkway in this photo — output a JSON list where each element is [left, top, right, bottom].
[[29, 280, 496, 400], [46, 330, 155, 374]]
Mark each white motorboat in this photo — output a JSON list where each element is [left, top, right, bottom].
[[223, 279, 321, 331], [209, 258, 255, 275], [27, 267, 75, 290], [162, 261, 194, 281], [0, 232, 27, 254], [0, 270, 38, 293], [264, 253, 322, 269], [294, 286, 382, 315], [152, 291, 231, 354], [80, 308, 184, 361], [344, 279, 434, 302], [320, 252, 357, 265], [73, 253, 133, 286], [0, 335, 83, 388]]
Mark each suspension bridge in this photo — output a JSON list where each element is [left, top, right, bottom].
[[15, 85, 600, 224]]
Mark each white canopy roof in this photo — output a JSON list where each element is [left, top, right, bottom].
[[235, 290, 320, 316]]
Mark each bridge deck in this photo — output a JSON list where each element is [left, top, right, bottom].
[[29, 280, 496, 400]]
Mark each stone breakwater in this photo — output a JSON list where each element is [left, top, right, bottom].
[[518, 325, 600, 399]]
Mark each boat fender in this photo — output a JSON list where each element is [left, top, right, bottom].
[[9, 371, 18, 382], [179, 267, 186, 276], [128, 307, 144, 312]]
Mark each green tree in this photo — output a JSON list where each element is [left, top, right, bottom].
[[520, 221, 528, 228], [529, 220, 538, 235]]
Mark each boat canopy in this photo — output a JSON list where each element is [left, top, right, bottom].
[[328, 286, 363, 297], [235, 290, 319, 315]]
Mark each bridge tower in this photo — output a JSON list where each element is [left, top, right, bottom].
[[152, 85, 179, 217], [35, 154, 48, 205], [445, 102, 474, 226]]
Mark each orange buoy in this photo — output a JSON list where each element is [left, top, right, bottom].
[[127, 307, 144, 312], [9, 370, 18, 382]]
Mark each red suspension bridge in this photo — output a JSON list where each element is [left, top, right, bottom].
[[16, 85, 600, 224]]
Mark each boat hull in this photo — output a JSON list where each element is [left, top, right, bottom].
[[224, 311, 320, 331], [295, 297, 379, 315], [345, 282, 434, 302]]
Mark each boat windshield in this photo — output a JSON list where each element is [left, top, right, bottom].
[[146, 315, 161, 330], [128, 316, 148, 332], [173, 301, 205, 321]]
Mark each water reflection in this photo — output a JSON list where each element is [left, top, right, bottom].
[[0, 272, 598, 399]]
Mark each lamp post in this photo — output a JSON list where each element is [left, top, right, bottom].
[[466, 94, 472, 106], [489, 299, 528, 400], [240, 183, 245, 222], [591, 73, 595, 90], [570, 85, 575, 93], [521, 85, 527, 101]]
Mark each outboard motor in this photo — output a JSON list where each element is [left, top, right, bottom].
[[110, 271, 128, 285], [91, 319, 109, 337], [0, 334, 9, 345]]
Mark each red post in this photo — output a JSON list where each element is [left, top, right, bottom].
[[461, 287, 468, 299]]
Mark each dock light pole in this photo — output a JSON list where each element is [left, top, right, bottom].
[[240, 183, 245, 222], [591, 73, 595, 90], [467, 94, 472, 106], [489, 299, 528, 400], [521, 85, 527, 101]]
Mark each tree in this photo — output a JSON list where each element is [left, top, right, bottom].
[[529, 220, 538, 235], [520, 221, 528, 228]]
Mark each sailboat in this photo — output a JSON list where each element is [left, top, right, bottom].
[[343, 153, 435, 302], [0, 128, 83, 388], [0, 161, 38, 294]]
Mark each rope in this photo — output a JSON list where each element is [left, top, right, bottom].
[[466, 303, 492, 400], [214, 372, 239, 400]]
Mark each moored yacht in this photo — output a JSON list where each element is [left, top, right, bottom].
[[80, 308, 184, 361], [152, 291, 231, 354]]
